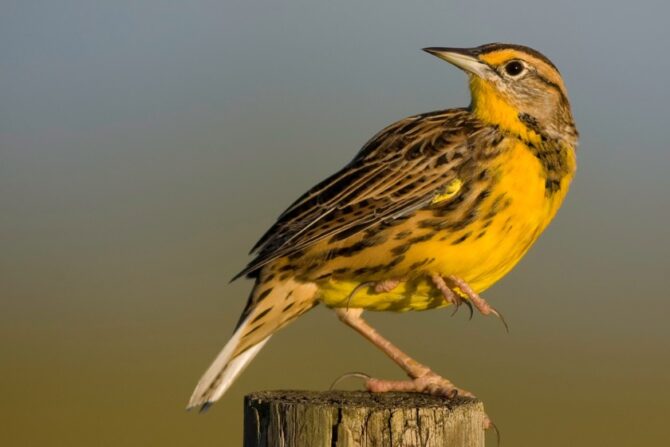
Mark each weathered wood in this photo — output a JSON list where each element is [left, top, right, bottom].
[[244, 391, 486, 447]]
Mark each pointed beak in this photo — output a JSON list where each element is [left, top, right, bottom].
[[423, 47, 491, 78]]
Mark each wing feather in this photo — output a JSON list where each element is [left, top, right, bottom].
[[235, 108, 491, 279]]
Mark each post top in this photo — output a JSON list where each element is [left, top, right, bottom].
[[246, 390, 479, 410]]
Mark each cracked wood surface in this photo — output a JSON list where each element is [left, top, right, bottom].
[[243, 391, 486, 447]]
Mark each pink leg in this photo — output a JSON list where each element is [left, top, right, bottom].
[[335, 308, 473, 397], [334, 308, 491, 428]]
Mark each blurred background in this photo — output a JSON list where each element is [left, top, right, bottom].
[[2, 1, 669, 445]]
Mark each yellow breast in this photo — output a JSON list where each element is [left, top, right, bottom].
[[317, 139, 575, 311]]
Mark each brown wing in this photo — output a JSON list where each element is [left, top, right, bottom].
[[234, 108, 490, 279]]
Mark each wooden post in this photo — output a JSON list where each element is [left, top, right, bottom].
[[243, 391, 486, 447]]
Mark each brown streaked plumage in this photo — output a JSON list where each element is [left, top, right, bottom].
[[188, 43, 578, 426], [235, 108, 502, 280]]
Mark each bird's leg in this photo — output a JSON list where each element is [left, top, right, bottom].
[[334, 308, 473, 399]]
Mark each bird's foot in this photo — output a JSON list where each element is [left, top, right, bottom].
[[373, 278, 403, 293], [365, 370, 474, 399], [345, 278, 404, 309], [447, 276, 509, 332], [431, 274, 508, 331], [330, 370, 492, 430], [364, 371, 493, 430], [430, 274, 474, 318]]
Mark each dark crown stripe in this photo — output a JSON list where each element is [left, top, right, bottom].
[[473, 43, 559, 72]]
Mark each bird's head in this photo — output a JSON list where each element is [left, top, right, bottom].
[[424, 43, 578, 147]]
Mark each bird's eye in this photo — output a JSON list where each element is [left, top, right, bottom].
[[504, 60, 525, 77]]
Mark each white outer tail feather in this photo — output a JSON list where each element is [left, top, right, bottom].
[[187, 315, 270, 409]]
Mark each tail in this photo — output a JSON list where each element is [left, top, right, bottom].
[[187, 278, 317, 410]]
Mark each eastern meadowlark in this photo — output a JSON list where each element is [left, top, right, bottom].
[[188, 43, 578, 416]]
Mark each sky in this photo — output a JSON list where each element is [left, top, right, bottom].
[[1, 1, 669, 445]]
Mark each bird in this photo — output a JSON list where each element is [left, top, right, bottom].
[[187, 43, 578, 412]]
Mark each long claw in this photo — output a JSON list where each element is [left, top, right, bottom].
[[345, 281, 375, 310], [490, 306, 509, 333], [464, 299, 474, 320], [449, 297, 473, 319], [329, 371, 371, 390], [487, 419, 502, 447], [450, 300, 460, 317]]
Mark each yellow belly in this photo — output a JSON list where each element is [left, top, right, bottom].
[[316, 141, 575, 312]]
